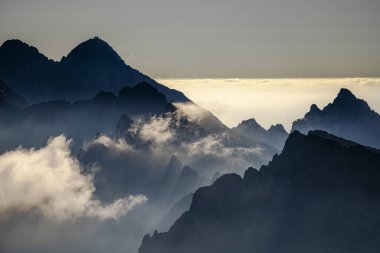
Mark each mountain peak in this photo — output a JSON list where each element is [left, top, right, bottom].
[[268, 124, 286, 134], [0, 39, 52, 62], [241, 118, 260, 126], [292, 87, 380, 148], [62, 36, 122, 63], [234, 118, 265, 132], [80, 36, 109, 48], [1, 39, 30, 49], [0, 37, 190, 102], [334, 88, 358, 104], [233, 118, 288, 150], [337, 88, 355, 98], [330, 88, 372, 113], [309, 104, 320, 113]]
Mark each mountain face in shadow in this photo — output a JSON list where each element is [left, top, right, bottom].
[[292, 88, 380, 148], [0, 79, 28, 108], [139, 130, 380, 253], [0, 82, 168, 152], [0, 37, 188, 102], [233, 118, 288, 151], [0, 40, 59, 102]]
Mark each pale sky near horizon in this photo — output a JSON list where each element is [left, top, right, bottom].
[[1, 0, 380, 78], [159, 78, 380, 130]]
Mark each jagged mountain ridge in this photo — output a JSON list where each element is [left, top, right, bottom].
[[139, 130, 380, 253], [0, 82, 168, 152], [292, 88, 380, 148], [0, 37, 188, 102], [233, 118, 288, 151], [114, 100, 276, 178]]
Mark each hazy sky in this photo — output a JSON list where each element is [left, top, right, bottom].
[[1, 0, 380, 78]]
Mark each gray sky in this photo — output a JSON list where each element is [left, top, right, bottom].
[[1, 0, 380, 78]]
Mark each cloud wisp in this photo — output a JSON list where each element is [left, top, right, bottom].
[[84, 103, 269, 178]]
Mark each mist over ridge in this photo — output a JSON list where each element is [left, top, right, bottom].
[[1, 35, 380, 253]]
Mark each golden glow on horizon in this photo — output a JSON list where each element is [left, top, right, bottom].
[[158, 78, 380, 131]]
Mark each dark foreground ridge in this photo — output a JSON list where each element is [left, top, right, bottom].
[[139, 130, 380, 253]]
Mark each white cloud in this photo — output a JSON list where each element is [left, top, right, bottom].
[[172, 102, 207, 123], [136, 116, 173, 145], [180, 133, 265, 174], [185, 134, 263, 158], [0, 135, 147, 221], [85, 135, 132, 152]]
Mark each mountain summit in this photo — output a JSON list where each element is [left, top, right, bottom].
[[62, 36, 121, 63], [292, 88, 380, 148], [233, 118, 288, 150], [0, 37, 189, 102]]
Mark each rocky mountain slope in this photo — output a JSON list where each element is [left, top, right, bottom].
[[139, 130, 380, 253]]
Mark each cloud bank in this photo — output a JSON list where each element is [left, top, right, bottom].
[[0, 135, 147, 221]]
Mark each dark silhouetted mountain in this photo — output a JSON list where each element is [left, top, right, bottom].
[[0, 37, 188, 102], [0, 39, 60, 101], [0, 82, 168, 152], [233, 118, 288, 150], [118, 82, 168, 113], [292, 88, 380, 148], [139, 130, 380, 253], [0, 79, 28, 107]]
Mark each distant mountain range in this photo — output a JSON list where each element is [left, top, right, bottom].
[[0, 37, 188, 102], [139, 130, 380, 253], [292, 88, 380, 148], [233, 118, 288, 150]]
